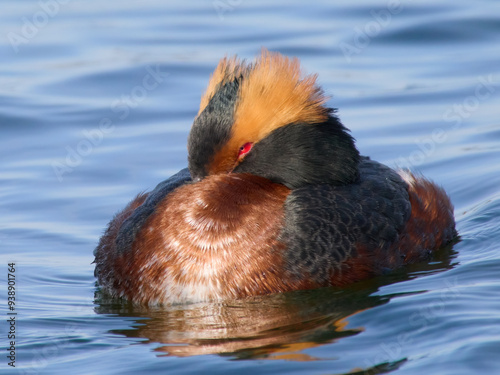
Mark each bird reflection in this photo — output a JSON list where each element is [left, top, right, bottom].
[[94, 243, 456, 361]]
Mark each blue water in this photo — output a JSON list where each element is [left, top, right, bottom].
[[1, 1, 500, 374]]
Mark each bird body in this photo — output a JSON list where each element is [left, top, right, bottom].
[[94, 50, 456, 305]]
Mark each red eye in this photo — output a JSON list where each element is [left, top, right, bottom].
[[238, 142, 253, 158]]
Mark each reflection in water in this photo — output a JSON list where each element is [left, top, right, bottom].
[[94, 244, 457, 361]]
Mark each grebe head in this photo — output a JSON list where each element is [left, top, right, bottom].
[[187, 49, 360, 189]]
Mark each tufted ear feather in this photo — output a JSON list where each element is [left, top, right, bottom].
[[235, 48, 330, 139], [202, 48, 332, 175], [198, 48, 330, 128]]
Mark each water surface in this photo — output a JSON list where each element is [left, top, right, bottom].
[[1, 1, 500, 374]]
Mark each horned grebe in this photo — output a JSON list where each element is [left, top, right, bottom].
[[94, 49, 456, 305]]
